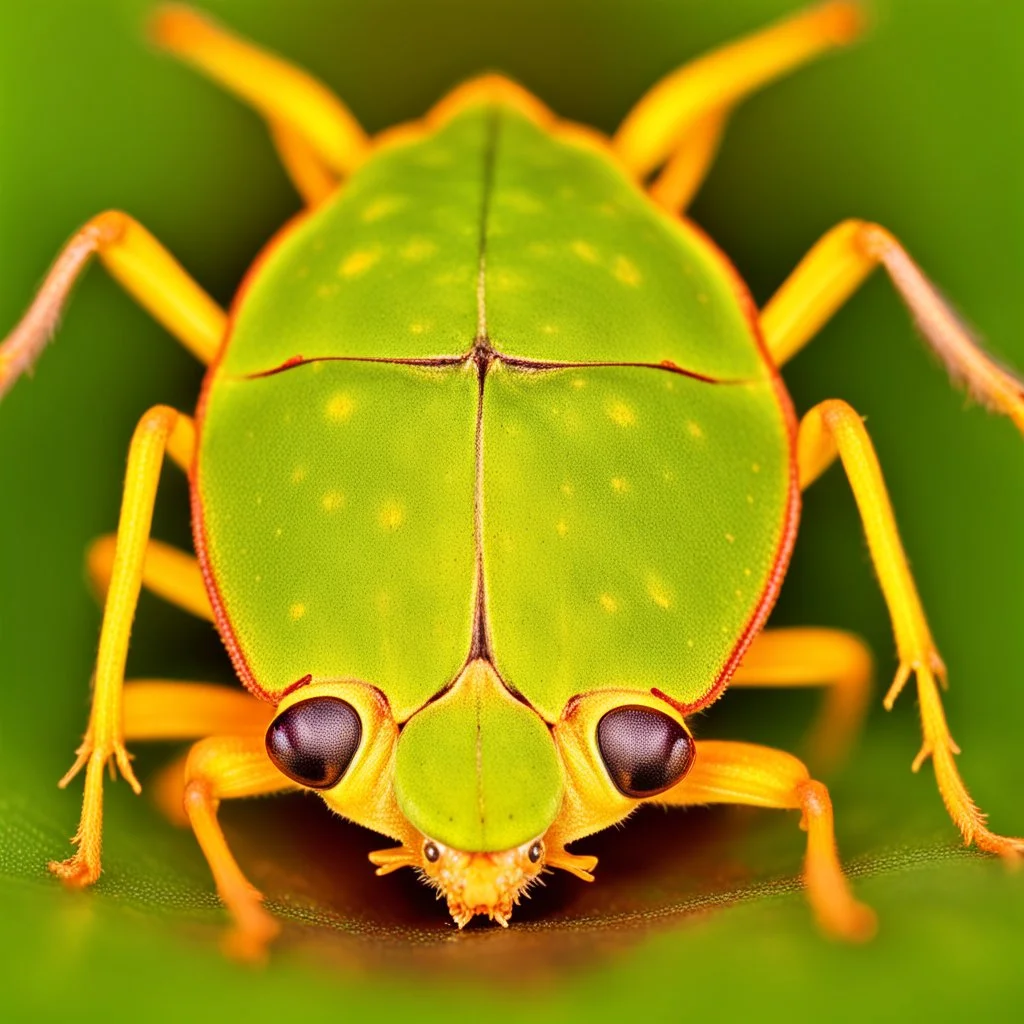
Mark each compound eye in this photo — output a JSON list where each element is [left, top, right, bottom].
[[596, 705, 695, 798], [266, 696, 362, 789]]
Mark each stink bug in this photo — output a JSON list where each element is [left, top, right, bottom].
[[2, 2, 1022, 960]]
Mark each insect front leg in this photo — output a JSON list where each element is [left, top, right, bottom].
[[181, 735, 294, 961], [652, 740, 876, 941], [151, 6, 367, 206], [0, 212, 225, 398], [613, 2, 863, 211], [49, 407, 193, 887], [731, 627, 873, 771], [797, 399, 1024, 857], [760, 220, 1024, 432]]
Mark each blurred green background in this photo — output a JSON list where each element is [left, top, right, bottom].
[[1, 0, 1021, 1019]]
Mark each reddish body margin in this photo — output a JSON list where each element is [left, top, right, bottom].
[[186, 123, 801, 714], [189, 206, 316, 704], [667, 214, 801, 717]]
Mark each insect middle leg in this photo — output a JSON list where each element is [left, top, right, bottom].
[[49, 407, 194, 886], [731, 627, 873, 771], [798, 399, 1023, 857], [652, 739, 875, 940], [0, 212, 225, 397]]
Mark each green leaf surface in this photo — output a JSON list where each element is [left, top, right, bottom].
[[1, 1, 1022, 1020]]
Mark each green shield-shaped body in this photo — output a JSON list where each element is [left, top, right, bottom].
[[195, 96, 795, 853]]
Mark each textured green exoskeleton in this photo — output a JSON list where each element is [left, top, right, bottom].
[[9, 1, 1022, 956], [197, 103, 792, 853]]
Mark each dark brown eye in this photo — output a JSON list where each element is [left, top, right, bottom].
[[423, 842, 440, 863], [597, 705, 694, 798], [266, 696, 361, 789], [528, 841, 543, 864]]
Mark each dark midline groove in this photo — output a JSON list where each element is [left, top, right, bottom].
[[467, 108, 501, 660]]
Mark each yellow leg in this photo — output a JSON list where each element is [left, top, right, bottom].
[[656, 740, 875, 941], [151, 6, 367, 201], [49, 407, 195, 887], [0, 212, 224, 398], [798, 399, 1023, 857], [124, 681, 271, 741], [88, 535, 213, 622], [183, 735, 293, 960], [761, 220, 1024, 432], [732, 627, 873, 771], [122, 680, 274, 827], [614, 2, 862, 185]]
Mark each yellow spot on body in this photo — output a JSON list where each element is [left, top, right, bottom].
[[379, 501, 404, 531], [571, 377, 586, 389], [289, 603, 306, 621], [340, 248, 381, 277], [560, 481, 573, 497], [725, 533, 735, 543], [326, 392, 355, 422], [752, 462, 761, 473], [686, 638, 695, 648], [492, 269, 524, 291], [611, 477, 631, 494], [409, 322, 432, 334], [599, 593, 618, 614], [687, 421, 704, 438], [542, 324, 559, 334], [555, 520, 569, 537], [735, 589, 743, 599], [606, 400, 636, 427], [614, 256, 642, 287], [361, 195, 406, 222], [646, 574, 673, 610], [744, 567, 752, 577], [747, 494, 755, 504], [274, 527, 283, 538], [400, 238, 437, 261], [571, 240, 599, 263], [316, 283, 339, 298], [322, 491, 346, 512], [502, 189, 543, 213]]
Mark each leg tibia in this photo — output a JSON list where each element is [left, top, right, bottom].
[[657, 740, 875, 940], [762, 220, 1024, 433], [0, 213, 224, 398], [50, 406, 186, 888], [151, 7, 366, 188], [797, 399, 1024, 857], [614, 2, 862, 179]]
